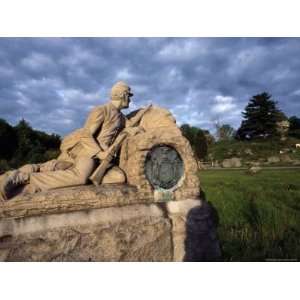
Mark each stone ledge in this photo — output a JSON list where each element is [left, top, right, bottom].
[[0, 202, 172, 262], [166, 199, 202, 215], [0, 202, 164, 237], [0, 184, 154, 219]]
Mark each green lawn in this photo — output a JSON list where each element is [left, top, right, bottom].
[[199, 169, 300, 261]]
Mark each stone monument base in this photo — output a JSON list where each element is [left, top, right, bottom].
[[0, 185, 220, 261]]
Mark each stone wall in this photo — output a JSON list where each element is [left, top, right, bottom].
[[119, 127, 200, 200], [0, 185, 220, 261]]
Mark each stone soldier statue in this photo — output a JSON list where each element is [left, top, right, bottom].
[[0, 81, 142, 202]]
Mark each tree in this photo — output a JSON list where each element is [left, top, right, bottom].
[[13, 119, 36, 166], [203, 130, 215, 145], [0, 118, 61, 169], [10, 119, 61, 168], [236, 92, 286, 140], [288, 116, 300, 139], [0, 118, 18, 160], [180, 124, 208, 160], [215, 123, 236, 141]]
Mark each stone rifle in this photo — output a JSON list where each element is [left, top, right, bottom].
[[89, 104, 152, 186]]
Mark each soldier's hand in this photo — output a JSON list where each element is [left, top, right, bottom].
[[124, 126, 144, 136], [96, 149, 110, 160]]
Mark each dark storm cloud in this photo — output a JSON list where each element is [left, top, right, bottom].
[[0, 37, 299, 136]]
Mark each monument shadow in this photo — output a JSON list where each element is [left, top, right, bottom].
[[184, 190, 222, 262]]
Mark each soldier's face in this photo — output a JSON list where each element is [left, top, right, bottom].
[[120, 91, 132, 109]]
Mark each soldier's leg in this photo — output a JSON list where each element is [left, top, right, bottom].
[[0, 159, 75, 201], [0, 162, 44, 201], [29, 156, 95, 191], [18, 159, 73, 174], [102, 166, 126, 184], [19, 164, 40, 173], [39, 159, 74, 172]]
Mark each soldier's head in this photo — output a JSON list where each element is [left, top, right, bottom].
[[110, 81, 133, 110]]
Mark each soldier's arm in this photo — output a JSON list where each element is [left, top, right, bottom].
[[125, 105, 152, 128], [80, 106, 106, 158]]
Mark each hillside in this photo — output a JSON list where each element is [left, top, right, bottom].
[[207, 137, 300, 167]]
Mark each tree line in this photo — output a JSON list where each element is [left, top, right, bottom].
[[0, 119, 60, 173]]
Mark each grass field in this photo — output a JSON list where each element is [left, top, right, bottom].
[[199, 169, 300, 261]]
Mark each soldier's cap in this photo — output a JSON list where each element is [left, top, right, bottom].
[[111, 81, 134, 99]]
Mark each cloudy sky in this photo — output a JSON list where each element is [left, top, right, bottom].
[[0, 37, 300, 136]]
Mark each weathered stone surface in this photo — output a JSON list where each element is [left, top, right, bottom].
[[247, 166, 262, 175], [267, 156, 280, 163], [197, 161, 207, 170], [0, 185, 221, 261], [0, 184, 153, 219], [138, 105, 179, 132], [249, 161, 261, 167], [0, 202, 172, 261], [244, 148, 254, 155], [166, 199, 221, 262], [119, 127, 200, 200], [120, 106, 200, 201], [280, 154, 292, 162], [292, 160, 300, 166], [222, 157, 242, 168], [0, 185, 223, 261], [166, 200, 202, 262]]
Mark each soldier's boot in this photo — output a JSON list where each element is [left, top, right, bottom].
[[0, 170, 30, 202]]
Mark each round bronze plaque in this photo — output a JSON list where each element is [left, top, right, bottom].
[[145, 145, 184, 190]]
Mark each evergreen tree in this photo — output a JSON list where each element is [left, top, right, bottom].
[[13, 119, 36, 166], [236, 92, 286, 140], [288, 116, 300, 139], [180, 124, 208, 160], [0, 118, 18, 160]]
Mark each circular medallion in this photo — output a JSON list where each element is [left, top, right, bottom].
[[145, 145, 184, 190]]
